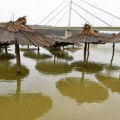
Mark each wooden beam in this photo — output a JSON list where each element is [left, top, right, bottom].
[[15, 41, 21, 74]]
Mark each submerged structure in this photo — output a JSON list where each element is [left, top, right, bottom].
[[0, 16, 55, 74]]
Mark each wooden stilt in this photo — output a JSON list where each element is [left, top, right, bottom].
[[38, 47, 40, 53], [110, 43, 115, 67], [5, 44, 8, 55], [27, 45, 29, 50], [86, 43, 90, 63], [84, 43, 87, 65], [0, 45, 1, 52], [37, 47, 40, 57], [15, 41, 21, 74]]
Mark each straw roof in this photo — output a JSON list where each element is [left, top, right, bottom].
[[64, 24, 109, 44], [100, 33, 120, 43], [0, 16, 54, 47]]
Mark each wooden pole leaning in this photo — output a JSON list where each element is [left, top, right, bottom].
[[15, 40, 21, 75]]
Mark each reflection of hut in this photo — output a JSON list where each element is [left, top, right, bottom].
[[0, 60, 29, 80], [23, 51, 52, 60], [0, 59, 52, 120], [65, 47, 81, 53], [103, 63, 120, 74], [0, 53, 15, 60], [36, 60, 72, 75], [96, 73, 120, 93], [56, 77, 108, 104], [48, 48, 73, 61], [100, 33, 120, 66], [71, 61, 103, 73], [0, 93, 52, 120], [0, 16, 54, 74]]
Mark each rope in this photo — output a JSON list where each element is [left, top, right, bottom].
[[73, 2, 112, 26], [72, 8, 92, 25], [45, 3, 69, 25], [55, 9, 68, 26], [38, 0, 67, 24], [80, 0, 120, 21]]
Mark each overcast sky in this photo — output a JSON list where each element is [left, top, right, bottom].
[[0, 0, 120, 26]]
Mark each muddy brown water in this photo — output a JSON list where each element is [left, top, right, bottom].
[[0, 44, 120, 120]]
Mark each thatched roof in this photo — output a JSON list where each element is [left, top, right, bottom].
[[64, 24, 109, 44], [47, 34, 73, 47], [0, 16, 55, 47], [100, 33, 120, 43], [47, 34, 64, 43]]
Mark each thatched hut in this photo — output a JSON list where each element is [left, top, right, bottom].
[[64, 24, 109, 63], [99, 33, 120, 66], [0, 16, 55, 74]]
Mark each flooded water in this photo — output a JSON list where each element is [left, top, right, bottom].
[[0, 43, 120, 120]]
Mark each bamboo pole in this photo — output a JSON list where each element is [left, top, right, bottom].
[[84, 43, 87, 65], [38, 47, 40, 53], [5, 44, 8, 55], [86, 43, 90, 63], [110, 43, 115, 67], [0, 45, 1, 52], [15, 41, 21, 74], [27, 45, 29, 50]]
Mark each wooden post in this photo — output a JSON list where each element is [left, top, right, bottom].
[[0, 44, 1, 52], [84, 43, 87, 65], [15, 41, 21, 74], [110, 43, 115, 67], [27, 45, 29, 50], [38, 47, 40, 53], [5, 44, 8, 55], [86, 43, 90, 63]]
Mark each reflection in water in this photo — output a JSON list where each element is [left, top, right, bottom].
[[110, 43, 115, 67], [48, 48, 73, 61], [103, 64, 120, 74], [0, 60, 29, 80], [20, 47, 38, 52], [36, 60, 72, 75], [0, 53, 15, 60], [65, 46, 81, 53], [23, 51, 52, 60], [71, 61, 103, 73], [56, 77, 108, 104], [0, 75, 52, 120], [96, 73, 120, 93], [0, 92, 52, 120]]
